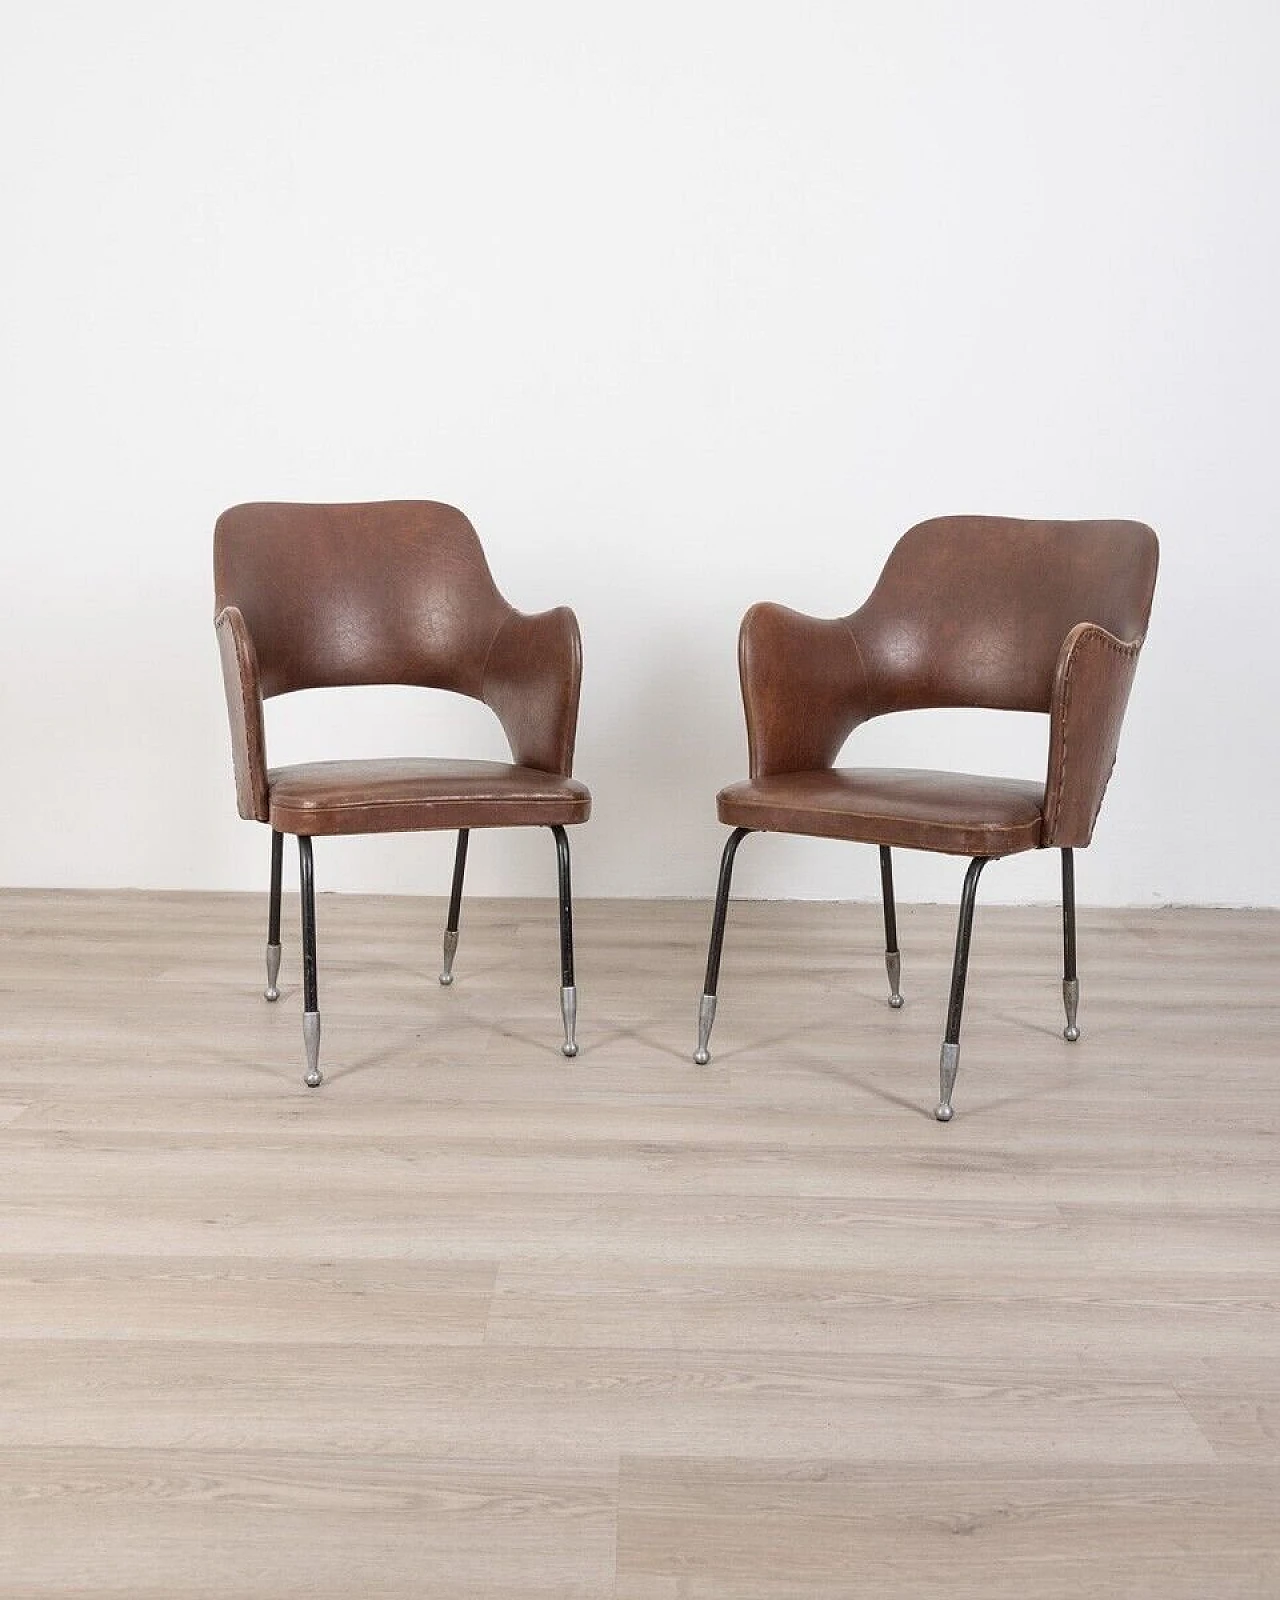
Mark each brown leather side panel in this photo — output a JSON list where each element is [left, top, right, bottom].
[[739, 603, 870, 779], [482, 606, 583, 777], [214, 606, 269, 822], [1041, 623, 1143, 848]]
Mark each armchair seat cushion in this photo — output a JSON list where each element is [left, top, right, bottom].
[[268, 758, 591, 837], [717, 768, 1044, 857]]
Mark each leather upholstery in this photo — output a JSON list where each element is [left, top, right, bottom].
[[1041, 622, 1143, 848], [731, 516, 1157, 856], [214, 605, 269, 822], [214, 501, 588, 835], [719, 769, 1045, 857], [268, 759, 591, 838]]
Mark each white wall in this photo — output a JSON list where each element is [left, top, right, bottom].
[[2, 1, 1276, 906]]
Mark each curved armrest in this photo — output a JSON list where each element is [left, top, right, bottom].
[[482, 606, 583, 776], [214, 605, 270, 822], [739, 603, 871, 778], [1041, 622, 1144, 848]]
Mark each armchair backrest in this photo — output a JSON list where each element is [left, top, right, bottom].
[[214, 500, 513, 701], [851, 516, 1159, 715]]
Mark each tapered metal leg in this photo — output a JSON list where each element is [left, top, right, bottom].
[[298, 835, 322, 1088], [439, 829, 469, 985], [694, 828, 751, 1064], [264, 829, 283, 1000], [935, 856, 990, 1122], [550, 825, 578, 1057], [937, 1042, 960, 1124], [264, 942, 282, 1003], [303, 1010, 321, 1090], [560, 983, 578, 1059], [1061, 847, 1080, 1041], [879, 846, 904, 1007], [693, 992, 718, 1065], [1062, 978, 1079, 1044]]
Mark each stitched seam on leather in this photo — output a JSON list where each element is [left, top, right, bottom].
[[238, 623, 268, 819], [1090, 756, 1117, 837], [272, 795, 579, 815], [724, 795, 1039, 840], [1047, 626, 1140, 841], [219, 611, 268, 821]]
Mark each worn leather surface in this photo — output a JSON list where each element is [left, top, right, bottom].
[[738, 606, 868, 778], [736, 516, 1157, 855], [480, 605, 582, 775], [1041, 622, 1142, 847], [213, 501, 587, 834], [214, 605, 269, 822], [719, 769, 1045, 856], [268, 759, 591, 838]]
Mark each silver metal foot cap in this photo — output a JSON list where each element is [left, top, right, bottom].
[[560, 984, 578, 1058], [1062, 977, 1080, 1042], [303, 1010, 322, 1088], [936, 1040, 960, 1124], [693, 992, 717, 1065], [439, 928, 459, 986], [264, 942, 281, 1002], [885, 950, 904, 1008]]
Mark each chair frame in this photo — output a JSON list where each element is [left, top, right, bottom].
[[691, 515, 1157, 1121], [263, 822, 578, 1087], [215, 499, 587, 1087], [695, 830, 1080, 1123]]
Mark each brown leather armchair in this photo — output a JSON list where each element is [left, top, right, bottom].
[[214, 500, 590, 1087], [692, 514, 1159, 1122]]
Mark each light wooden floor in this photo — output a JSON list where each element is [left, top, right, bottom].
[[0, 888, 1276, 1598]]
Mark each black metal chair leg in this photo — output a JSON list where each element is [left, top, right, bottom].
[[439, 829, 470, 986], [297, 835, 322, 1088], [264, 828, 283, 1001], [693, 827, 752, 1065], [879, 845, 904, 1008], [935, 855, 991, 1122], [549, 825, 578, 1057], [1061, 847, 1080, 1041]]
